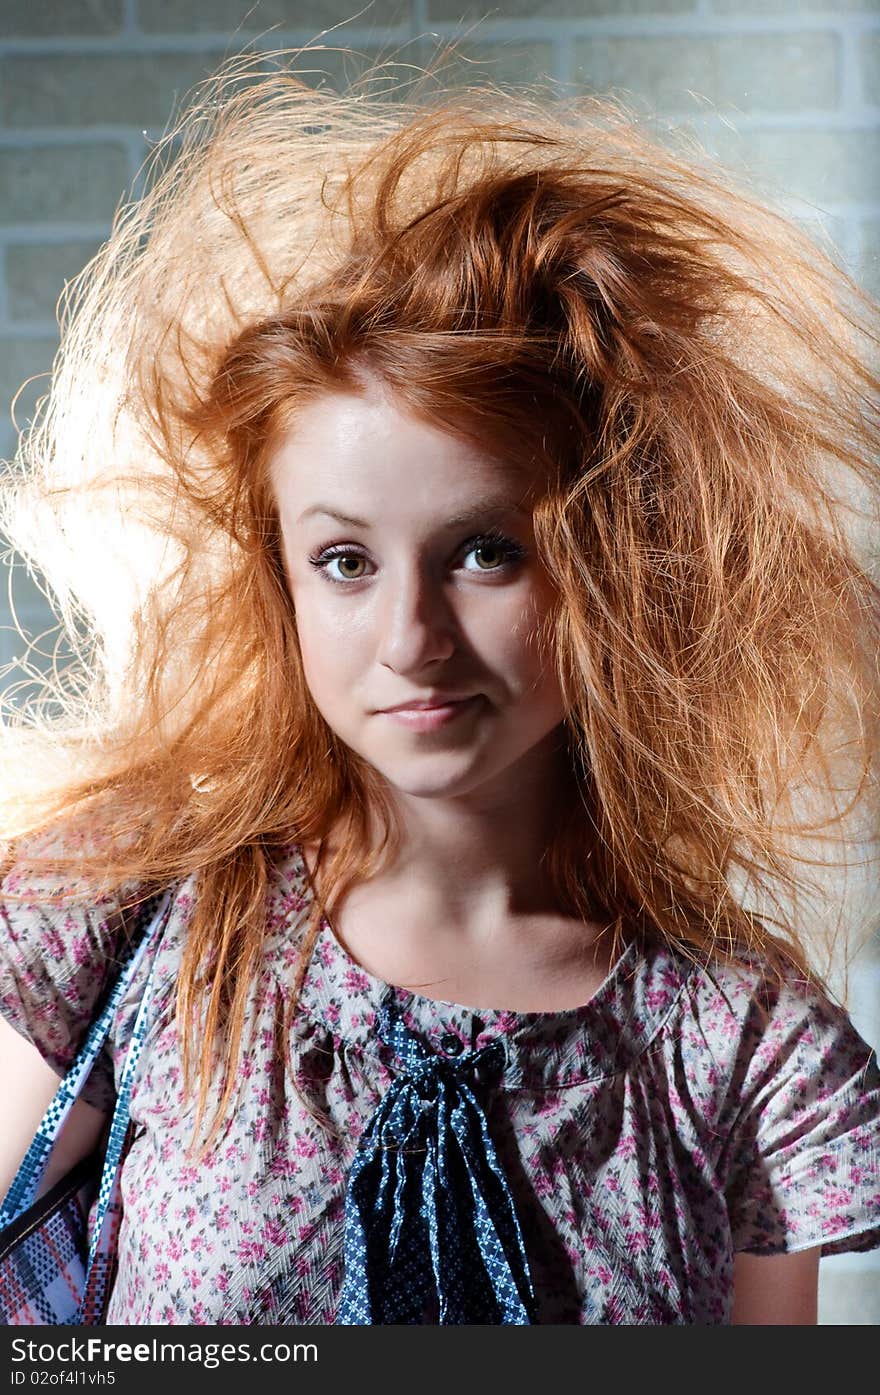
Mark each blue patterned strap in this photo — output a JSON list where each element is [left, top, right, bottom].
[[0, 890, 172, 1228], [336, 1004, 537, 1325], [82, 890, 172, 1282]]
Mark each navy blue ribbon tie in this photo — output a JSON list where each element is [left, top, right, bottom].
[[336, 1005, 536, 1325]]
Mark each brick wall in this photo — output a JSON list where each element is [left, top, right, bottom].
[[0, 0, 877, 1323]]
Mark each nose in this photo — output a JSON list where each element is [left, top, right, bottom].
[[376, 563, 457, 675]]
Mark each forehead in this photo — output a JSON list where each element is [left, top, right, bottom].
[[270, 390, 533, 524]]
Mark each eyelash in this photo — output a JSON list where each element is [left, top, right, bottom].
[[307, 530, 527, 586]]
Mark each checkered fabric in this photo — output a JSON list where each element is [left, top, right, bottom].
[[336, 1003, 536, 1325], [0, 1163, 94, 1324], [0, 891, 171, 1324]]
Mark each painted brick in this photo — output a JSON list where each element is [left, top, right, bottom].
[[407, 40, 556, 90], [0, 630, 23, 674], [845, 951, 880, 1050], [0, 584, 72, 694], [866, 927, 880, 969], [138, 0, 408, 30], [572, 33, 839, 115], [862, 30, 880, 104], [0, 625, 36, 677], [0, 50, 400, 127], [1, 565, 51, 624], [0, 146, 129, 225], [286, 45, 401, 96], [0, 52, 228, 129], [428, 0, 692, 17], [5, 612, 68, 666], [0, 336, 57, 443], [0, 1, 123, 37], [7, 242, 103, 322], [827, 901, 880, 991], [861, 217, 880, 296], [275, 38, 556, 95], [709, 126, 880, 205], [712, 0, 879, 13], [819, 1269, 880, 1325]]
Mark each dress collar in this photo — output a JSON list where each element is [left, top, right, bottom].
[[266, 843, 696, 1089]]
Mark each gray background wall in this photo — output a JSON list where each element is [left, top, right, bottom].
[[0, 0, 877, 1323]]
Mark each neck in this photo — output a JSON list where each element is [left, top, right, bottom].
[[361, 728, 577, 924], [303, 728, 611, 1006]]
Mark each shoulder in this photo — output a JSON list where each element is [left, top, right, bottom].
[[638, 939, 880, 1258], [263, 840, 317, 951], [652, 941, 878, 1166], [676, 948, 880, 1257], [681, 947, 875, 1086], [0, 828, 135, 993], [0, 826, 172, 1102]]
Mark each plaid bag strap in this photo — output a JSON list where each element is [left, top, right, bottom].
[[0, 890, 173, 1228]]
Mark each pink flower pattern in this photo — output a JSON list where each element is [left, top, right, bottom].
[[1, 844, 878, 1325]]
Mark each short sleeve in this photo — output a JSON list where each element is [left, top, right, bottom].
[[723, 972, 880, 1257], [0, 856, 134, 1112]]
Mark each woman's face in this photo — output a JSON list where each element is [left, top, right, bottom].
[[270, 385, 568, 807]]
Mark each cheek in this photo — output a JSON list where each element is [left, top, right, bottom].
[[291, 589, 369, 709], [289, 592, 336, 690], [504, 592, 565, 716], [296, 629, 331, 699], [500, 589, 556, 674]]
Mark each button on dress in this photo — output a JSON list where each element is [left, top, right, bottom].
[[1, 843, 878, 1324]]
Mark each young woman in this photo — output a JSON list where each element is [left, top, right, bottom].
[[1, 59, 878, 1325]]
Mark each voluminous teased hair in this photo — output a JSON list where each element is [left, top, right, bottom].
[[2, 53, 878, 1151]]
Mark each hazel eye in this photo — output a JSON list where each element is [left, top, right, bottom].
[[308, 548, 372, 584], [468, 541, 506, 571], [332, 554, 368, 581], [461, 533, 526, 574]]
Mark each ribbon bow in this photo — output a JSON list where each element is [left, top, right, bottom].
[[336, 1005, 536, 1325]]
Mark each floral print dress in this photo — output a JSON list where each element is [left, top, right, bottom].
[[1, 842, 878, 1325]]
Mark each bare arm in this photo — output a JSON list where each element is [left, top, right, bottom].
[[0, 1013, 108, 1203], [731, 1247, 821, 1324]]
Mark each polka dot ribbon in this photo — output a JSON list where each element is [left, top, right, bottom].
[[336, 1004, 536, 1325]]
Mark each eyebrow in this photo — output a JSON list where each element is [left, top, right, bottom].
[[297, 498, 530, 528]]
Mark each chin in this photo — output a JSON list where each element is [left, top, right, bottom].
[[366, 752, 485, 799]]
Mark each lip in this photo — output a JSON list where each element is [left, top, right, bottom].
[[378, 695, 481, 731], [379, 694, 476, 713]]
